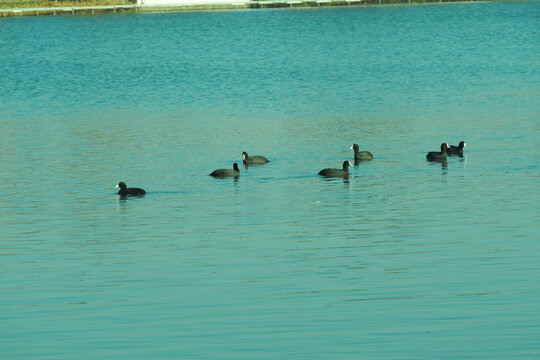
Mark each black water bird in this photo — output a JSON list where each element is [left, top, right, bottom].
[[447, 141, 466, 156], [318, 161, 352, 178], [242, 151, 269, 165], [210, 163, 240, 178], [350, 143, 373, 162], [116, 182, 146, 197], [426, 143, 450, 162]]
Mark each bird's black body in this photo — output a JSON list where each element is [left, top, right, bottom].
[[210, 163, 240, 178], [447, 141, 466, 156], [242, 152, 269, 165], [116, 182, 146, 197], [351, 144, 374, 162], [426, 143, 450, 162], [318, 161, 352, 178]]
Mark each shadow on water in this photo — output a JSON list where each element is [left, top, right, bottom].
[[209, 176, 240, 183], [242, 163, 270, 170], [117, 195, 145, 201], [115, 190, 194, 200], [430, 154, 467, 174], [319, 176, 351, 186], [354, 159, 373, 166], [427, 159, 448, 174]]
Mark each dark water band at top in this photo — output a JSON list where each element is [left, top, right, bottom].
[[0, 0, 498, 17]]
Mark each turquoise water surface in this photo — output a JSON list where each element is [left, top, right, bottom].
[[1, 2, 539, 359]]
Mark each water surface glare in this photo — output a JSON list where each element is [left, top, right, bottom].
[[1, 2, 539, 359]]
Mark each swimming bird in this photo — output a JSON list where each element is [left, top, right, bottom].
[[426, 143, 450, 162], [318, 161, 352, 178], [350, 144, 374, 162], [447, 141, 466, 156], [242, 151, 269, 165], [116, 182, 146, 197], [210, 163, 240, 178]]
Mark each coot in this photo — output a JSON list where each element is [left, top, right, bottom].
[[242, 151, 269, 165], [447, 141, 466, 156], [350, 144, 373, 161], [318, 161, 352, 178], [116, 182, 146, 197], [426, 143, 449, 162], [210, 163, 240, 178]]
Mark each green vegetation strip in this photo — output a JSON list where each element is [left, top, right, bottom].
[[0, 0, 134, 8], [1, 0, 491, 17]]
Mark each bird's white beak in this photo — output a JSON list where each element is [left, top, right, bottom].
[[349, 145, 353, 150], [115, 184, 120, 188]]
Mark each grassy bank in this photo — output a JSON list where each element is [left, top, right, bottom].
[[1, 0, 494, 15], [0, 0, 133, 8]]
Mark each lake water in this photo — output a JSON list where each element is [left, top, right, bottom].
[[1, 2, 539, 359]]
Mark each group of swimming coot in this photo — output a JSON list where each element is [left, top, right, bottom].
[[116, 142, 465, 197], [209, 151, 270, 178], [426, 141, 466, 162], [317, 143, 374, 178]]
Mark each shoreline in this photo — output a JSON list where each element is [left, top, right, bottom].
[[1, 0, 499, 17]]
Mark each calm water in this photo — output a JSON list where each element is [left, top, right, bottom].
[[1, 2, 539, 359]]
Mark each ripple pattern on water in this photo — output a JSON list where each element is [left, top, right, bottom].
[[1, 2, 540, 359]]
